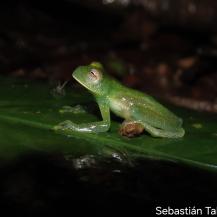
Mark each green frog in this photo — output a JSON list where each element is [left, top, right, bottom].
[[54, 62, 185, 138]]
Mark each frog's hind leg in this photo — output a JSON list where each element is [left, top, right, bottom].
[[119, 120, 144, 138], [141, 122, 185, 138], [131, 106, 185, 138]]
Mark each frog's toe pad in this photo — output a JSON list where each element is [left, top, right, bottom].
[[54, 120, 74, 131], [119, 121, 144, 138]]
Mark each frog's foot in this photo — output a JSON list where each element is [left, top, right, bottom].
[[54, 120, 77, 131], [142, 122, 185, 138], [119, 120, 144, 138]]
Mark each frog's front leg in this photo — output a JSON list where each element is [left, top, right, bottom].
[[54, 103, 110, 133]]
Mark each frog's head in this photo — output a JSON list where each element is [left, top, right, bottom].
[[72, 62, 106, 95]]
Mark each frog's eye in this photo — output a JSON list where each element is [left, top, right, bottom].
[[89, 69, 101, 82]]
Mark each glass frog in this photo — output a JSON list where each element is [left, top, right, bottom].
[[54, 62, 185, 138]]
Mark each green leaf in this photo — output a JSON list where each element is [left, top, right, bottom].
[[0, 77, 217, 172]]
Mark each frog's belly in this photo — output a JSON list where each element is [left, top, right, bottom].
[[109, 97, 132, 120]]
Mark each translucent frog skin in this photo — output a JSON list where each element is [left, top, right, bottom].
[[54, 62, 185, 138]]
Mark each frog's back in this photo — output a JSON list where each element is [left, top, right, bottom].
[[108, 84, 183, 131]]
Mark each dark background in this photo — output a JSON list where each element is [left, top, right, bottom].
[[1, 0, 217, 216]]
